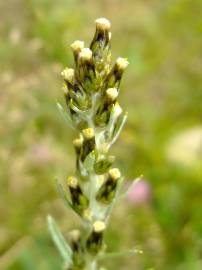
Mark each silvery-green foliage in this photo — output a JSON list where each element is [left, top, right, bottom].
[[48, 18, 130, 270]]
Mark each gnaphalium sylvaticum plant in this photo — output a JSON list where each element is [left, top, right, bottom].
[[47, 17, 141, 270]]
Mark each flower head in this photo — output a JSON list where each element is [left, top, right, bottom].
[[61, 68, 75, 84], [116, 57, 129, 71], [95, 18, 111, 31], [71, 40, 84, 53], [79, 48, 93, 63]]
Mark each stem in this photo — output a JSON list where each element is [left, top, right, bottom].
[[89, 172, 98, 214]]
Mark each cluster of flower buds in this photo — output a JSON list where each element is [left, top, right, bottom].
[[61, 17, 128, 131], [51, 18, 129, 270]]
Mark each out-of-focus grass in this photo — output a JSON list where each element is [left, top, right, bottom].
[[0, 0, 202, 269]]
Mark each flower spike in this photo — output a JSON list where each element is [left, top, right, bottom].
[[49, 18, 130, 270]]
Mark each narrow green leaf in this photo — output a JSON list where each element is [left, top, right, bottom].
[[98, 248, 143, 261], [118, 175, 143, 200], [55, 179, 74, 211], [83, 151, 95, 171], [47, 215, 73, 265], [110, 113, 128, 146], [107, 105, 119, 137], [56, 102, 75, 130]]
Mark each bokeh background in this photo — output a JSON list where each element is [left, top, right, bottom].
[[1, 0, 202, 269]]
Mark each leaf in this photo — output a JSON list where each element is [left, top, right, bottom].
[[55, 179, 74, 211], [97, 248, 143, 261], [110, 113, 128, 146], [107, 104, 119, 137], [118, 175, 143, 200], [83, 151, 95, 171], [94, 155, 115, 175], [56, 102, 75, 130], [47, 215, 73, 265]]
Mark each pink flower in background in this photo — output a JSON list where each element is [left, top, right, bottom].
[[127, 179, 152, 206], [28, 143, 52, 164]]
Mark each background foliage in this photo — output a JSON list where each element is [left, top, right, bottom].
[[0, 0, 202, 269]]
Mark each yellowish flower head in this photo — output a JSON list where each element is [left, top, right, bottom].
[[116, 57, 129, 71], [61, 68, 75, 84], [95, 18, 111, 31], [93, 221, 106, 233], [67, 176, 78, 188], [109, 168, 121, 180], [70, 40, 84, 52]]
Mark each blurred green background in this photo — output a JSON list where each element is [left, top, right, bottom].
[[1, 0, 202, 269]]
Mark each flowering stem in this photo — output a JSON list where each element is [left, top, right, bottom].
[[49, 17, 129, 270]]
